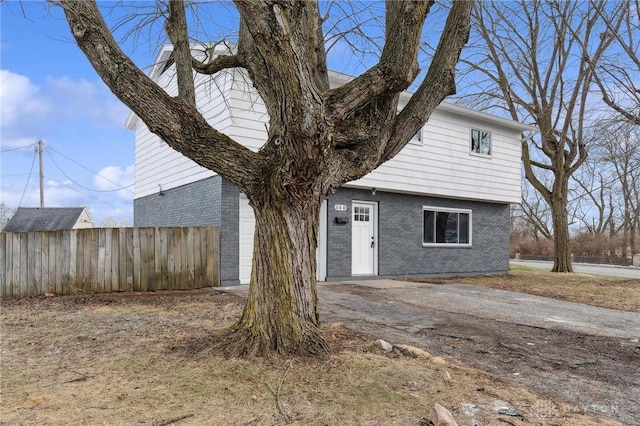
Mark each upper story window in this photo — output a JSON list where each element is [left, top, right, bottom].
[[423, 207, 472, 246], [410, 129, 423, 145], [471, 128, 491, 156]]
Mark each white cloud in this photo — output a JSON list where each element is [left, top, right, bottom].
[[0, 137, 38, 151], [1, 70, 134, 224], [0, 69, 130, 143], [0, 179, 84, 208], [0, 177, 133, 225], [0, 70, 50, 138], [45, 76, 129, 127], [93, 164, 135, 200]]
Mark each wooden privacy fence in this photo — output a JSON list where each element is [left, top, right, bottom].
[[0, 226, 220, 299]]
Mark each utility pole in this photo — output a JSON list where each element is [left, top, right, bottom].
[[38, 140, 44, 208]]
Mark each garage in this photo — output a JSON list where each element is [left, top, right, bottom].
[[238, 195, 327, 284]]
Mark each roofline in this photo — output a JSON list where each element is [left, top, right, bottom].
[[124, 48, 538, 134], [436, 102, 538, 133], [328, 71, 537, 133]]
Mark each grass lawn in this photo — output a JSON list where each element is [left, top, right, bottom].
[[422, 264, 639, 312], [0, 290, 620, 425]]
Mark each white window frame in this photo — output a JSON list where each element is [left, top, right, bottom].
[[422, 206, 472, 247], [397, 107, 423, 146], [409, 128, 423, 145], [470, 128, 492, 157]]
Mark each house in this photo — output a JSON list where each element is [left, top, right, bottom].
[[3, 207, 94, 232], [127, 45, 536, 285]]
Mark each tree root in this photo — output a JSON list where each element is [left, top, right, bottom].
[[212, 323, 331, 358]]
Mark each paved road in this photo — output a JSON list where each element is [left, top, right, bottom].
[[511, 260, 639, 279]]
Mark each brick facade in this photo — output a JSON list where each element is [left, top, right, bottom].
[[135, 180, 510, 285], [133, 176, 241, 285], [326, 187, 510, 280]]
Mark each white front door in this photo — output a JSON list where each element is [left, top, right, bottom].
[[351, 201, 377, 275]]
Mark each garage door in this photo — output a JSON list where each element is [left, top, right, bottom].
[[238, 195, 327, 284], [239, 195, 255, 284]]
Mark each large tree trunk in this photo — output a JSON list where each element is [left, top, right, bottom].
[[551, 197, 573, 273], [217, 195, 329, 357], [58, 0, 474, 358]]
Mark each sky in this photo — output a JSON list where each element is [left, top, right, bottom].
[[0, 2, 163, 226], [0, 1, 378, 227]]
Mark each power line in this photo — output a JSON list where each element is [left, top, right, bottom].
[[46, 146, 135, 193], [1, 144, 35, 153], [45, 149, 134, 193], [40, 150, 132, 211], [17, 150, 37, 208], [50, 178, 129, 211]]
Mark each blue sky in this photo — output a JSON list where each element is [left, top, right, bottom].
[[0, 2, 163, 225], [0, 1, 380, 226]]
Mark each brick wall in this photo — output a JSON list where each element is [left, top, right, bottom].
[[219, 179, 240, 285], [133, 176, 242, 286], [135, 178, 511, 284], [326, 187, 510, 280], [134, 176, 222, 227]]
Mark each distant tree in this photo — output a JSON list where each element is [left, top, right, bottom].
[[520, 181, 552, 242], [0, 203, 15, 231], [572, 153, 615, 238], [100, 217, 132, 228], [589, 0, 640, 125], [459, 0, 621, 272], [58, 0, 473, 356], [597, 120, 640, 257]]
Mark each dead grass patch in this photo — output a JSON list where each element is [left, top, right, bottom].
[[1, 290, 621, 425], [417, 265, 639, 312]]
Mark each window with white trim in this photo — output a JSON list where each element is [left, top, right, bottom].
[[410, 129, 423, 144], [423, 207, 471, 246], [470, 128, 491, 156]]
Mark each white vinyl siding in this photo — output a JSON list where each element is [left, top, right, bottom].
[[227, 72, 269, 152], [134, 67, 234, 198], [132, 61, 528, 204], [348, 108, 522, 204]]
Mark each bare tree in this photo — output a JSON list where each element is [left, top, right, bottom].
[[57, 0, 472, 356], [0, 203, 15, 232], [100, 216, 132, 228], [598, 120, 640, 257], [520, 182, 553, 241], [459, 0, 620, 272], [572, 166, 615, 237], [590, 0, 640, 124]]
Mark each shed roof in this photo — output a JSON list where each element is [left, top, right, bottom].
[[3, 207, 88, 232]]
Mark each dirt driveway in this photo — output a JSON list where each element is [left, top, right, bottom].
[[309, 280, 640, 425]]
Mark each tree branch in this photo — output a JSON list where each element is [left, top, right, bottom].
[[192, 53, 242, 75], [165, 0, 196, 106], [59, 0, 257, 191], [529, 159, 554, 171], [325, 0, 433, 122], [522, 141, 552, 203], [380, 0, 473, 164]]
